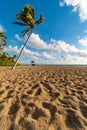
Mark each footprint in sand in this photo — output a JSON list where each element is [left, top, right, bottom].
[[24, 107, 30, 115], [41, 82, 52, 93], [28, 102, 35, 107], [50, 92, 60, 101], [21, 99, 27, 107], [27, 90, 33, 95], [0, 90, 4, 95], [32, 83, 39, 89], [9, 123, 15, 130], [8, 100, 20, 116], [80, 104, 87, 119], [5, 85, 10, 90], [5, 89, 14, 99], [42, 102, 57, 123], [19, 117, 35, 130], [65, 109, 82, 130], [0, 104, 4, 111], [21, 94, 28, 99], [35, 87, 42, 96], [32, 107, 46, 120]]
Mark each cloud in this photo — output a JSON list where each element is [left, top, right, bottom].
[[5, 33, 87, 64], [23, 47, 40, 57], [47, 39, 79, 54], [4, 45, 20, 54], [77, 50, 87, 57], [59, 54, 87, 64], [26, 33, 48, 49], [25, 33, 79, 54], [14, 34, 23, 42], [41, 52, 54, 59], [60, 0, 87, 22], [78, 37, 87, 47]]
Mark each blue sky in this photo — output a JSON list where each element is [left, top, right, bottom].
[[0, 0, 87, 64]]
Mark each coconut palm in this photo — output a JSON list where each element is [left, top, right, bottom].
[[1, 52, 8, 60], [12, 5, 44, 70], [0, 32, 7, 50], [13, 54, 16, 60]]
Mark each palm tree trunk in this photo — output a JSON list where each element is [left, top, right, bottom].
[[12, 31, 32, 70]]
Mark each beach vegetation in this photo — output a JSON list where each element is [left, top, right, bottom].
[[0, 32, 7, 50], [0, 32, 20, 66], [0, 52, 19, 66]]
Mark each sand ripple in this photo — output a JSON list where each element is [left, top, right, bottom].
[[0, 66, 87, 130]]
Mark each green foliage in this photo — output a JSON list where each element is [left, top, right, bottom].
[[0, 32, 7, 50], [13, 4, 44, 36], [0, 60, 21, 66], [0, 60, 14, 66], [0, 52, 21, 66]]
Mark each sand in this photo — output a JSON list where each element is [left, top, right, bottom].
[[0, 66, 87, 130]]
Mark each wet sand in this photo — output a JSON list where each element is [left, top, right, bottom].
[[0, 66, 87, 130]]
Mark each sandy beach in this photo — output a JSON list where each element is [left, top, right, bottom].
[[0, 66, 87, 130]]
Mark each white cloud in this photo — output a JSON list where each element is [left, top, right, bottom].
[[78, 37, 87, 47], [59, 54, 87, 64], [61, 0, 80, 6], [48, 39, 79, 54], [4, 45, 19, 54], [60, 0, 87, 22], [14, 34, 23, 42], [77, 50, 87, 57], [5, 33, 87, 65], [26, 33, 48, 49], [26, 34, 79, 54], [23, 47, 40, 57], [41, 52, 54, 59]]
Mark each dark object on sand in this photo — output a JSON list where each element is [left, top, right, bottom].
[[31, 61, 35, 66]]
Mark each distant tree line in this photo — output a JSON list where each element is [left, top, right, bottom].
[[0, 52, 17, 66]]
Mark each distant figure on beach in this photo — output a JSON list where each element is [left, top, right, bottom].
[[31, 61, 35, 66]]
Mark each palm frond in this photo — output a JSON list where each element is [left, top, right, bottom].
[[0, 39, 6, 49], [15, 14, 29, 24], [0, 32, 7, 39], [0, 37, 7, 42], [26, 14, 34, 27], [14, 13, 34, 27], [22, 27, 33, 36], [35, 14, 44, 25], [13, 21, 28, 26], [1, 35, 7, 40], [0, 32, 4, 36], [22, 5, 34, 19], [0, 32, 7, 49]]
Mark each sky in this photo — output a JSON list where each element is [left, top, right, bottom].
[[0, 0, 87, 65]]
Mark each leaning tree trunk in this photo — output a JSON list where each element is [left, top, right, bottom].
[[12, 31, 32, 70]]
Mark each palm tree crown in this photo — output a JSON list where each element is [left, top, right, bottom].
[[13, 5, 44, 36]]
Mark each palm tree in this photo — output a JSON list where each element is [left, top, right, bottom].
[[0, 32, 7, 50], [1, 52, 8, 60], [13, 54, 16, 60], [12, 5, 44, 70]]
